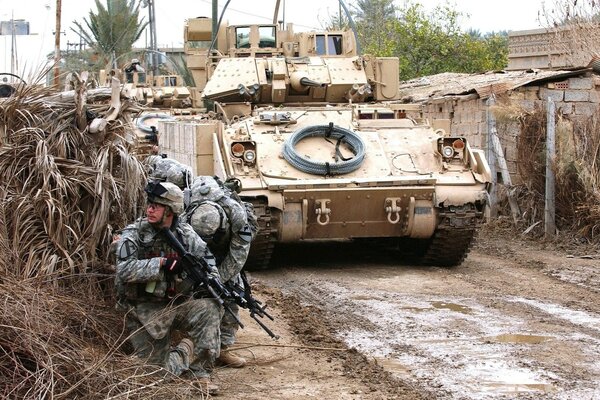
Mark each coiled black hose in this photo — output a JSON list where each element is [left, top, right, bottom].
[[282, 123, 366, 175], [135, 112, 175, 133]]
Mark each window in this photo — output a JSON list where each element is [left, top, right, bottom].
[[236, 27, 251, 48], [316, 34, 343, 55], [327, 35, 343, 55], [187, 40, 212, 49], [163, 76, 177, 87], [316, 35, 326, 55], [258, 26, 276, 48]]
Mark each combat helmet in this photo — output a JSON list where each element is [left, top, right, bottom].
[[190, 176, 225, 203], [146, 155, 193, 190], [189, 202, 229, 239], [145, 181, 185, 215]]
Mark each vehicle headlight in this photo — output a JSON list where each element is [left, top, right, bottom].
[[442, 146, 455, 158], [243, 150, 256, 163], [231, 143, 245, 157]]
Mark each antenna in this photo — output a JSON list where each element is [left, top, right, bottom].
[[338, 0, 361, 54]]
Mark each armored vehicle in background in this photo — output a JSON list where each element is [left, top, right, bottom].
[[158, 16, 491, 269]]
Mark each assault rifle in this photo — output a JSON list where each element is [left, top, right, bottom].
[[160, 228, 242, 326], [161, 228, 277, 339], [225, 271, 278, 339]]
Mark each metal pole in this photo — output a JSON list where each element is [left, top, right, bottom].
[[149, 0, 158, 75], [54, 0, 62, 87], [486, 96, 498, 217], [545, 98, 556, 236], [212, 0, 218, 49]]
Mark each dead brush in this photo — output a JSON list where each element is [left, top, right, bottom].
[[0, 275, 209, 399], [0, 75, 208, 398], [0, 75, 146, 278], [513, 103, 600, 241]]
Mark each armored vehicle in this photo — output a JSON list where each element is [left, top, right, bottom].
[[158, 15, 491, 269]]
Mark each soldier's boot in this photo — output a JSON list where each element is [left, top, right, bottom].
[[196, 377, 219, 395], [216, 347, 246, 368], [176, 338, 194, 366]]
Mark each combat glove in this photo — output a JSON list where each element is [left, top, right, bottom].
[[163, 257, 183, 275]]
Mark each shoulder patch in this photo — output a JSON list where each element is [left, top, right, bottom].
[[238, 224, 253, 243], [117, 239, 138, 260]]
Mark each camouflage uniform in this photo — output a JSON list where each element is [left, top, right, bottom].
[[183, 176, 253, 347], [145, 155, 193, 190], [115, 218, 223, 378]]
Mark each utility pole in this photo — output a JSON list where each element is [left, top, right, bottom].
[[54, 0, 62, 87], [10, 13, 16, 77], [141, 0, 158, 74], [212, 0, 218, 48], [148, 0, 158, 75]]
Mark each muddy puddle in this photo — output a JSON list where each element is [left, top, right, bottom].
[[329, 285, 587, 398], [262, 240, 600, 400], [486, 333, 553, 344]]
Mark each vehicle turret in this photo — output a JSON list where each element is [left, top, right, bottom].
[[201, 54, 399, 106]]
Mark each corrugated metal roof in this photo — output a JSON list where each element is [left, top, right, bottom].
[[398, 68, 591, 103]]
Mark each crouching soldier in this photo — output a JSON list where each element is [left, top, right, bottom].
[[114, 181, 223, 394], [184, 176, 255, 368]]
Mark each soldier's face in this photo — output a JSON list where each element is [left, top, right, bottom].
[[147, 202, 167, 224]]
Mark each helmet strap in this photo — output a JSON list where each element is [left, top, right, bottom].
[[149, 205, 175, 229]]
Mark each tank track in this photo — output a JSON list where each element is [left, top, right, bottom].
[[419, 228, 477, 267], [243, 198, 279, 271]]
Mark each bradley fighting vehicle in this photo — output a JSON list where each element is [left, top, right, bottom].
[[158, 15, 492, 269]]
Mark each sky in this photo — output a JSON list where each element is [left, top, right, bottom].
[[0, 0, 548, 81]]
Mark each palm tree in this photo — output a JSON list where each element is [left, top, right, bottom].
[[71, 0, 148, 69]]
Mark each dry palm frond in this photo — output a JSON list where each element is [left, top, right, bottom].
[[0, 59, 236, 400], [0, 72, 211, 398], [0, 75, 146, 278]]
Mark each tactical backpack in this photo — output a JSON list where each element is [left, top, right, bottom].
[[186, 176, 259, 241]]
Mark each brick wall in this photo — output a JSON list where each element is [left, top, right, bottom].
[[419, 76, 600, 182]]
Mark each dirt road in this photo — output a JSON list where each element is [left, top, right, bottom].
[[213, 227, 600, 399]]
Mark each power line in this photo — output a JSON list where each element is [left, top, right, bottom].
[[196, 0, 321, 30]]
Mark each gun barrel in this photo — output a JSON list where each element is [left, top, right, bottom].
[[251, 313, 279, 339], [299, 76, 326, 88], [162, 228, 187, 255]]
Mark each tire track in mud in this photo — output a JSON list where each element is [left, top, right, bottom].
[[456, 252, 600, 398], [258, 238, 600, 400], [258, 283, 431, 400]]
